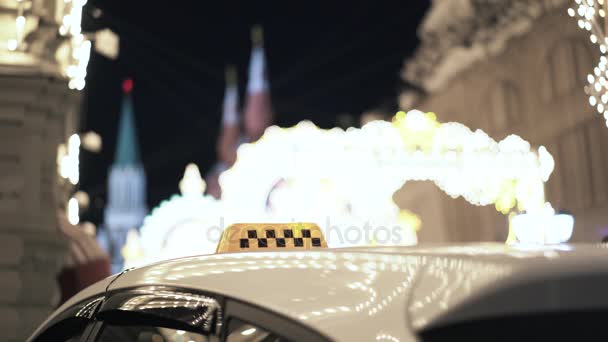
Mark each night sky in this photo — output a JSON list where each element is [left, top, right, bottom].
[[79, 1, 431, 224]]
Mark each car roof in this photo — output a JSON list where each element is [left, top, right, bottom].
[[50, 243, 608, 341]]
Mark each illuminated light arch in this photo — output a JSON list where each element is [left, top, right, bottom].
[[125, 111, 563, 269], [220, 110, 556, 247], [125, 164, 224, 268], [220, 121, 419, 247]]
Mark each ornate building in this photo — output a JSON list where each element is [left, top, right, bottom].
[[101, 80, 147, 273], [398, 0, 605, 242], [0, 1, 92, 339]]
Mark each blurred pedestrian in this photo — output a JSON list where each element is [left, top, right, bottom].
[[56, 210, 111, 305]]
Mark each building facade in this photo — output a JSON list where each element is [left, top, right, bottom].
[[0, 1, 90, 339], [398, 0, 606, 242]]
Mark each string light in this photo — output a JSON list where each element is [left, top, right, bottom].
[[67, 37, 91, 91], [569, 0, 608, 126], [131, 164, 223, 268], [4, 0, 92, 90], [59, 134, 80, 185], [126, 111, 561, 269], [67, 197, 79, 225], [221, 110, 555, 234]]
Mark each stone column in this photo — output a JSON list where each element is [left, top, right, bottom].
[[0, 73, 81, 340]]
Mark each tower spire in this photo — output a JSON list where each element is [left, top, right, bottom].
[[251, 24, 264, 47], [217, 65, 241, 166], [244, 25, 274, 141], [115, 78, 141, 166], [103, 78, 147, 273]]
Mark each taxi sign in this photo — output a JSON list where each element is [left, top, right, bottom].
[[215, 223, 327, 253]]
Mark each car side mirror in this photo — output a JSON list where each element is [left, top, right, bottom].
[[96, 286, 223, 336]]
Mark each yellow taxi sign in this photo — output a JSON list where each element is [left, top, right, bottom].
[[216, 223, 327, 254]]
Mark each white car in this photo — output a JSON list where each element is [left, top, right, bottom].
[[29, 223, 608, 341]]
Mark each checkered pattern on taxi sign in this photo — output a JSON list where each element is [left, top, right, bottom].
[[215, 223, 327, 253]]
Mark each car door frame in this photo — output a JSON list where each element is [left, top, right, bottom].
[[33, 285, 330, 342], [28, 295, 104, 342]]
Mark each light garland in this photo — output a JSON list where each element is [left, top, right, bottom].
[[4, 0, 91, 90], [62, 0, 91, 91], [222, 111, 553, 218], [131, 164, 224, 268], [568, 0, 608, 125], [220, 120, 419, 248], [392, 111, 554, 214], [67, 35, 91, 91], [125, 111, 559, 268], [58, 133, 80, 185], [67, 196, 79, 225]]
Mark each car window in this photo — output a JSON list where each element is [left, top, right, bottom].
[[223, 300, 328, 342], [37, 329, 84, 342], [225, 318, 285, 342], [94, 324, 211, 342], [32, 317, 90, 342]]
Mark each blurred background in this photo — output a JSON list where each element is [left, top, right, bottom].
[[1, 0, 607, 340]]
